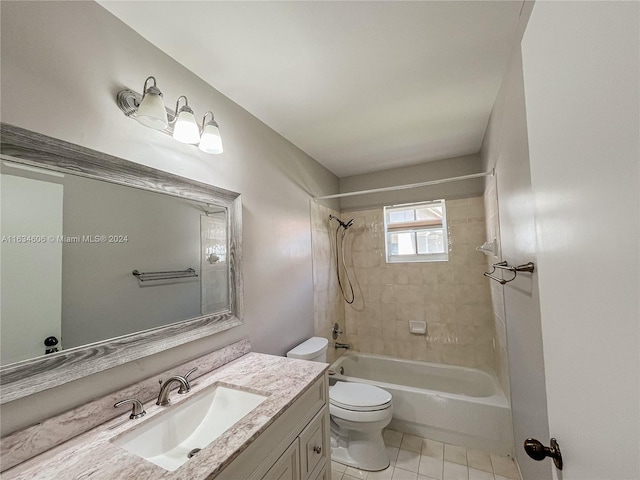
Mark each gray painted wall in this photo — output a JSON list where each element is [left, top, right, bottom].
[[0, 1, 338, 434], [480, 7, 551, 479], [62, 174, 203, 348], [338, 153, 485, 211]]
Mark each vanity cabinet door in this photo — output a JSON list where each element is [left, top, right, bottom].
[[262, 438, 300, 480], [310, 464, 329, 480], [299, 407, 329, 480]]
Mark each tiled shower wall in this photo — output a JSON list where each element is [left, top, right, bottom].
[[338, 197, 495, 368], [484, 176, 510, 400], [310, 201, 346, 364]]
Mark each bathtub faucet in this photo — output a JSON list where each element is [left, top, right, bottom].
[[335, 342, 351, 350]]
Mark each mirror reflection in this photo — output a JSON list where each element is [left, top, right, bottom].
[[0, 161, 229, 365]]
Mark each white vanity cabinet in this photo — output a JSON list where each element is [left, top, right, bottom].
[[217, 373, 331, 480], [262, 439, 299, 480], [298, 408, 329, 480]]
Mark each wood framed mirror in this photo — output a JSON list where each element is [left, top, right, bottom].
[[0, 123, 243, 403]]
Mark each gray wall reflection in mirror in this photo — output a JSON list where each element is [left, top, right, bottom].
[[1, 161, 229, 365]]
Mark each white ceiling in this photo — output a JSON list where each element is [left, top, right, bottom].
[[99, 1, 524, 178]]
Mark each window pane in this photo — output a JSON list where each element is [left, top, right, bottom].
[[390, 232, 416, 255], [417, 229, 445, 254], [389, 209, 415, 224], [415, 206, 443, 222], [390, 234, 399, 255]]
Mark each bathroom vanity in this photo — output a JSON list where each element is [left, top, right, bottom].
[[1, 344, 330, 480]]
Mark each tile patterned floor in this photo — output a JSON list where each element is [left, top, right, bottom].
[[331, 430, 522, 480]]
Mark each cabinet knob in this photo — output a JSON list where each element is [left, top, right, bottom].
[[313, 445, 322, 455]]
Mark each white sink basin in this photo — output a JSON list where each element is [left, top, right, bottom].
[[113, 384, 268, 471]]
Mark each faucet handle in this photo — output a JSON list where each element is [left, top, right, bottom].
[[114, 398, 146, 419], [331, 323, 343, 340], [178, 367, 198, 394]]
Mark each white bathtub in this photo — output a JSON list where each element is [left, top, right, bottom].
[[329, 352, 513, 455]]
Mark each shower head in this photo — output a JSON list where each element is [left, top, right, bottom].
[[329, 215, 355, 230]]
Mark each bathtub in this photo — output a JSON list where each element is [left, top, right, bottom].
[[329, 352, 513, 454]]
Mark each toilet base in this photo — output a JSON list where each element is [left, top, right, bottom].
[[331, 445, 390, 472], [330, 419, 390, 471]]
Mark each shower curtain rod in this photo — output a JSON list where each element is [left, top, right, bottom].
[[314, 169, 494, 200]]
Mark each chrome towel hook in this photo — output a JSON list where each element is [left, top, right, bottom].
[[484, 261, 535, 285]]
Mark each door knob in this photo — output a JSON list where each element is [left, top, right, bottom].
[[524, 438, 563, 470]]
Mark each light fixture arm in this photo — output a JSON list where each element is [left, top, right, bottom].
[[142, 76, 157, 94], [202, 111, 219, 129], [137, 76, 162, 107], [173, 96, 194, 121]]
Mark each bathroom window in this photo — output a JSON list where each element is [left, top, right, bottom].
[[384, 200, 448, 263]]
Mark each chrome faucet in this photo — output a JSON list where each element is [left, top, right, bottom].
[[114, 398, 146, 419], [332, 323, 349, 349], [156, 367, 198, 406]]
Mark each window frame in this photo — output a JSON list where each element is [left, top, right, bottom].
[[383, 199, 449, 263]]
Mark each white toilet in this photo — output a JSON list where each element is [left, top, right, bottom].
[[287, 337, 393, 471]]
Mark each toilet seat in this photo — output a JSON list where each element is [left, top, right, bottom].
[[329, 381, 392, 412], [330, 402, 393, 424]]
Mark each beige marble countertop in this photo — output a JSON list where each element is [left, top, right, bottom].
[[3, 353, 327, 480]]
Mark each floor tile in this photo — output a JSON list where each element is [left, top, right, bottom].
[[387, 446, 400, 466], [392, 467, 419, 480], [466, 449, 492, 473], [333, 470, 344, 480], [333, 461, 348, 473], [422, 439, 444, 459], [396, 450, 421, 473], [400, 434, 424, 453], [369, 466, 394, 480], [490, 454, 519, 479], [468, 467, 494, 480], [444, 444, 467, 466], [418, 455, 443, 480], [495, 476, 514, 480], [444, 461, 469, 480], [384, 429, 404, 448], [344, 476, 364, 480], [345, 466, 369, 479], [419, 476, 441, 480]]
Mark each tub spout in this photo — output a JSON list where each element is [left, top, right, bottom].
[[335, 342, 351, 350]]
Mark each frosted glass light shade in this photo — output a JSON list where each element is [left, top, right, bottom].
[[136, 93, 168, 130], [199, 123, 223, 154], [173, 111, 201, 144]]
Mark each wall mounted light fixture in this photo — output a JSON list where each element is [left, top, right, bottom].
[[116, 76, 223, 154], [199, 112, 223, 154]]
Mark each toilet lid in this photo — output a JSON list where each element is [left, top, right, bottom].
[[329, 381, 392, 411]]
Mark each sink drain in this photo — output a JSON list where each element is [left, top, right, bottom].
[[188, 448, 202, 458]]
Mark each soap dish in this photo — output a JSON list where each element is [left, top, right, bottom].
[[409, 321, 427, 335]]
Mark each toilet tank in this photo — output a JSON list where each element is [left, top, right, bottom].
[[286, 337, 329, 362]]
